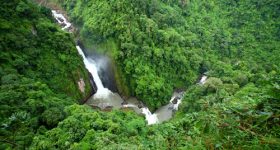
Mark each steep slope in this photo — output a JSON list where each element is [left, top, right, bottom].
[[59, 0, 279, 110], [29, 0, 280, 149], [0, 0, 92, 148], [1, 0, 279, 149]]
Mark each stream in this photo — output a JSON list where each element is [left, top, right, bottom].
[[51, 10, 206, 125]]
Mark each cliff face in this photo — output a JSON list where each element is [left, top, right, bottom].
[[41, 0, 132, 99]]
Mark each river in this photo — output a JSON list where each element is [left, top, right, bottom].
[[51, 10, 206, 125]]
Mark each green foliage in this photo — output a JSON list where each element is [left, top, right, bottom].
[[0, 75, 73, 149], [31, 86, 280, 149], [1, 0, 91, 101], [44, 0, 278, 148], [61, 0, 204, 109], [204, 77, 223, 93], [60, 0, 280, 110], [179, 70, 280, 149], [1, 0, 279, 149], [0, 0, 91, 148], [30, 104, 147, 149]]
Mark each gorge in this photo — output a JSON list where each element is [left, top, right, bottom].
[[51, 10, 187, 125], [2, 1, 279, 149]]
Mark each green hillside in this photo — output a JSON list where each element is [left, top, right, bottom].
[[0, 0, 91, 148], [60, 0, 280, 110], [1, 0, 279, 149]]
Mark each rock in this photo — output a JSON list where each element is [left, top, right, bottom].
[[175, 88, 184, 93], [105, 106, 113, 109], [57, 17, 64, 22], [121, 101, 128, 105], [103, 106, 113, 111], [78, 78, 85, 93], [89, 72, 97, 94], [31, 27, 37, 35], [121, 96, 128, 100], [138, 104, 144, 109], [60, 22, 66, 28], [89, 104, 100, 110], [172, 97, 179, 104]]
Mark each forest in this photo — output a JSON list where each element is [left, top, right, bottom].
[[1, 0, 280, 149], [59, 0, 280, 110], [0, 0, 92, 148]]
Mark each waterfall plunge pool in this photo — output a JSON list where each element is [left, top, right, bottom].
[[51, 10, 206, 125]]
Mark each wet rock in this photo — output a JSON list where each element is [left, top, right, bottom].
[[60, 22, 66, 28], [69, 26, 75, 33], [105, 106, 113, 109], [120, 107, 133, 111], [31, 27, 37, 35], [89, 72, 97, 94], [103, 106, 113, 111], [77, 40, 86, 50], [78, 78, 85, 93], [138, 104, 144, 109], [121, 101, 128, 105], [121, 96, 128, 100], [57, 17, 64, 22], [89, 104, 100, 110], [175, 88, 185, 93], [172, 97, 180, 104]]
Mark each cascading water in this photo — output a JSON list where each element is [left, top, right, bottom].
[[76, 46, 111, 99], [76, 46, 124, 109], [51, 10, 188, 125], [141, 108, 158, 125], [51, 10, 71, 30], [52, 10, 122, 109], [199, 75, 207, 85], [123, 92, 184, 125]]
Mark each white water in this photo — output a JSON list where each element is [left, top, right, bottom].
[[122, 104, 138, 108], [76, 46, 112, 99], [141, 108, 159, 125], [123, 92, 185, 125], [51, 10, 71, 30], [170, 92, 184, 110], [199, 75, 207, 85], [123, 103, 159, 125], [52, 10, 185, 125]]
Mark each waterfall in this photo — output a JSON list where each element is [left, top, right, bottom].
[[51, 10, 71, 30], [123, 103, 159, 125], [76, 46, 103, 89], [52, 9, 112, 99], [76, 46, 111, 99], [78, 43, 183, 124], [51, 9, 185, 125], [199, 75, 207, 85], [141, 108, 159, 125]]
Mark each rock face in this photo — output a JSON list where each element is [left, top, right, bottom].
[[121, 101, 128, 105], [172, 97, 179, 104], [57, 17, 64, 22], [51, 10, 93, 102], [78, 78, 85, 93], [31, 27, 37, 35]]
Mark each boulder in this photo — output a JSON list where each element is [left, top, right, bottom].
[[172, 97, 179, 104]]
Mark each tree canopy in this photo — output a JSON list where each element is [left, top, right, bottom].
[[60, 0, 280, 110], [1, 0, 279, 149], [0, 0, 91, 148]]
